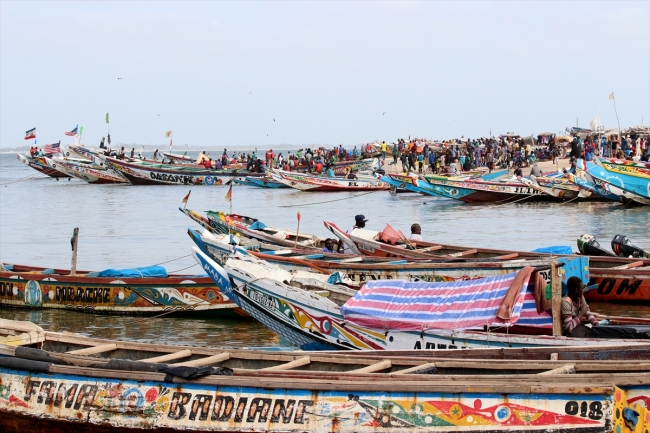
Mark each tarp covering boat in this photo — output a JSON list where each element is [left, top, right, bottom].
[[531, 246, 573, 255], [89, 265, 168, 278], [341, 268, 551, 331]]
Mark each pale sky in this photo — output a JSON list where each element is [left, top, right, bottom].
[[1, 1, 648, 149]]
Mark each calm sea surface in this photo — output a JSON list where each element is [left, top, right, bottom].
[[1, 151, 649, 347]]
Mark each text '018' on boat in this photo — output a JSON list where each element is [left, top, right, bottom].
[[1, 318, 649, 433]]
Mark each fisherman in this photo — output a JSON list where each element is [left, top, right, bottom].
[[345, 169, 358, 180], [381, 141, 387, 160], [265, 148, 275, 168], [153, 149, 159, 160], [118, 147, 125, 159], [323, 238, 338, 253], [130, 148, 135, 159], [530, 162, 542, 177], [337, 215, 367, 254], [409, 223, 423, 241], [562, 276, 599, 337]]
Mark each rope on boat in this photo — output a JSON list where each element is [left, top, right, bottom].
[[167, 263, 198, 274], [154, 254, 192, 266], [0, 173, 43, 186], [279, 190, 380, 208], [490, 194, 535, 207]]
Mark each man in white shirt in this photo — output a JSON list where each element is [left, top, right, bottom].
[[338, 215, 367, 254]]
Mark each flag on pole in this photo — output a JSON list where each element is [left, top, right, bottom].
[[79, 126, 83, 136], [165, 130, 173, 138], [590, 116, 600, 130], [24, 128, 36, 140], [181, 190, 191, 208], [64, 125, 78, 136], [44, 141, 61, 154], [106, 113, 110, 123], [297, 212, 301, 221], [224, 184, 232, 202], [608, 93, 615, 100]]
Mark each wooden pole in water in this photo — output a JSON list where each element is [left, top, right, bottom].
[[294, 212, 301, 248], [70, 227, 79, 276], [551, 261, 562, 337]]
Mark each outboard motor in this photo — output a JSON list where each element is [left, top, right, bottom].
[[373, 168, 386, 176], [577, 234, 616, 257], [611, 235, 650, 258]]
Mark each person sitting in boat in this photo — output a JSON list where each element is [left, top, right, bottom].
[[325, 164, 336, 178], [346, 169, 358, 180], [117, 147, 126, 160], [409, 224, 423, 241], [203, 158, 213, 170], [338, 215, 367, 253], [530, 162, 542, 177], [562, 276, 599, 337], [323, 238, 338, 253], [196, 151, 208, 165]]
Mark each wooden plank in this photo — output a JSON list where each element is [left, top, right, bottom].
[[551, 262, 562, 337], [611, 261, 644, 270], [419, 245, 443, 252], [538, 364, 575, 375], [67, 343, 117, 356], [171, 352, 230, 367], [393, 362, 437, 375], [350, 360, 392, 373], [337, 257, 364, 263], [142, 349, 192, 363], [448, 249, 479, 257], [498, 253, 519, 260], [261, 356, 311, 371]]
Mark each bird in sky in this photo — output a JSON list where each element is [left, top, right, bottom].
[[156, 114, 161, 116], [382, 112, 386, 116], [248, 91, 253, 94], [273, 118, 276, 122], [117, 77, 122, 80]]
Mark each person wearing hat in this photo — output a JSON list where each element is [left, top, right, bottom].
[[337, 215, 368, 253], [562, 276, 598, 337]]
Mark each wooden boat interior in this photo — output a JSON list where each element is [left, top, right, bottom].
[[2, 320, 650, 385]]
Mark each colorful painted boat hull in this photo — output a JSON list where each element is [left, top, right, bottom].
[[232, 176, 288, 188], [423, 176, 550, 203], [16, 154, 69, 178], [0, 265, 237, 315], [3, 365, 644, 433], [585, 266, 650, 304], [44, 157, 128, 184], [587, 158, 650, 205], [565, 171, 623, 202], [272, 170, 390, 192]]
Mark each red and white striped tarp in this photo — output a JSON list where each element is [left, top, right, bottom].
[[341, 271, 552, 331]]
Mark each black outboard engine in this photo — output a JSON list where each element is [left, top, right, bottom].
[[577, 234, 616, 257], [611, 235, 650, 258], [373, 168, 386, 176]]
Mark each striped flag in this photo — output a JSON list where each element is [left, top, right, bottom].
[[44, 141, 61, 155], [64, 125, 78, 136], [24, 128, 36, 140], [224, 184, 232, 202], [181, 190, 191, 209], [165, 130, 173, 138]]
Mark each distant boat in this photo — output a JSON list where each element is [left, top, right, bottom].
[[270, 169, 390, 192], [16, 154, 69, 179], [43, 156, 129, 184], [232, 176, 288, 188]]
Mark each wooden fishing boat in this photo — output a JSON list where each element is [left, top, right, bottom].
[[2, 319, 649, 433], [0, 263, 239, 315], [43, 156, 129, 184], [270, 169, 391, 192], [586, 158, 650, 205], [180, 208, 327, 249], [193, 248, 650, 352], [519, 175, 593, 201], [16, 154, 70, 179], [188, 228, 591, 289], [564, 170, 624, 202], [232, 176, 288, 188], [422, 175, 551, 203], [103, 156, 261, 186]]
